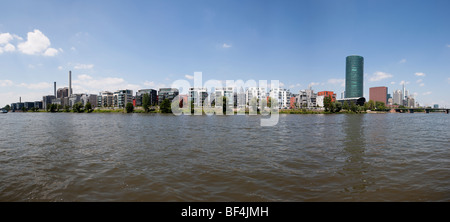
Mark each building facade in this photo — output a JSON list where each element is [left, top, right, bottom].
[[188, 87, 208, 107], [345, 55, 364, 98], [269, 88, 291, 108], [369, 86, 388, 104], [317, 91, 336, 102], [113, 90, 133, 108], [158, 88, 179, 104], [246, 87, 267, 107], [136, 89, 157, 106]]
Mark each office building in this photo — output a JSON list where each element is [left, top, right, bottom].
[[188, 87, 208, 107], [158, 88, 179, 105], [98, 91, 114, 107], [392, 90, 403, 106], [113, 90, 133, 108], [345, 55, 364, 98], [136, 89, 157, 106], [43, 95, 56, 110], [369, 86, 388, 104]]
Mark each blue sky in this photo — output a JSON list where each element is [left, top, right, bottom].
[[1, 0, 450, 107]]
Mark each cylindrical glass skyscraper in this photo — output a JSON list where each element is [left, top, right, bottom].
[[345, 55, 364, 98]]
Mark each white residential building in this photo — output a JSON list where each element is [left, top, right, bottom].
[[269, 88, 291, 108], [246, 87, 267, 107]]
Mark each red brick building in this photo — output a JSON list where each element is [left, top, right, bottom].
[[369, 87, 388, 104], [317, 91, 336, 102]]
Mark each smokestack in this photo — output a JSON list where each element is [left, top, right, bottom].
[[20, 97, 21, 103], [54, 82, 56, 97], [69, 71, 72, 97]]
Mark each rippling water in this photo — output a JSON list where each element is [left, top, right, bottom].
[[0, 112, 449, 201]]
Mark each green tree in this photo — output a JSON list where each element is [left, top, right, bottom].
[[367, 100, 376, 110], [142, 93, 150, 112], [375, 101, 386, 111], [73, 102, 84, 113], [342, 101, 349, 111], [350, 101, 357, 113], [160, 99, 172, 113], [3, 105, 11, 112], [323, 96, 332, 112], [334, 102, 342, 113], [49, 104, 57, 113], [126, 102, 134, 113], [64, 105, 70, 112], [222, 96, 229, 114], [85, 102, 93, 113]]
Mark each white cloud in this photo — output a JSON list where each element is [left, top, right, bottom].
[[415, 72, 426, 77], [448, 77, 450, 84], [289, 83, 301, 88], [4, 43, 15, 52], [71, 75, 146, 94], [0, 80, 14, 87], [399, 80, 410, 85], [77, 74, 93, 80], [58, 66, 63, 70], [44, 48, 59, 56], [423, 91, 432, 95], [369, 71, 393, 82], [416, 79, 423, 83], [446, 44, 450, 48], [327, 78, 345, 87], [308, 82, 320, 88], [71, 46, 76, 51], [74, 64, 94, 70], [185, 74, 194, 80], [0, 33, 13, 45], [419, 83, 425, 87], [222, 43, 232, 48], [0, 33, 17, 54], [390, 81, 396, 85], [17, 29, 58, 56], [18, 82, 53, 90], [399, 58, 407, 64]]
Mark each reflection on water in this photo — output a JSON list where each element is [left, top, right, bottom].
[[340, 114, 370, 197], [0, 113, 449, 201]]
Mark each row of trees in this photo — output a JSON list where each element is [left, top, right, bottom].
[[46, 102, 94, 113], [323, 96, 387, 113]]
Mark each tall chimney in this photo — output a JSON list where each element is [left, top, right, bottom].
[[69, 71, 72, 97], [20, 97, 21, 103], [54, 82, 56, 97]]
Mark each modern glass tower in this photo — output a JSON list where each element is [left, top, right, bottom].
[[345, 55, 364, 98]]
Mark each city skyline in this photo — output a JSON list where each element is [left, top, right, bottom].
[[1, 0, 450, 107]]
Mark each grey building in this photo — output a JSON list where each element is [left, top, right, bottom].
[[34, 101, 43, 110], [158, 88, 179, 104], [43, 95, 56, 110], [113, 89, 133, 108], [136, 89, 157, 106]]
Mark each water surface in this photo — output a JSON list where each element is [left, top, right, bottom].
[[0, 112, 448, 201]]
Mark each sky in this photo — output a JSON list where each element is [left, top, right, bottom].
[[1, 0, 450, 107]]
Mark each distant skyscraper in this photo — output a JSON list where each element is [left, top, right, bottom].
[[393, 90, 402, 105], [69, 71, 72, 97], [345, 55, 364, 98]]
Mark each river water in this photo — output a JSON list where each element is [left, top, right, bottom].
[[0, 112, 449, 201]]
